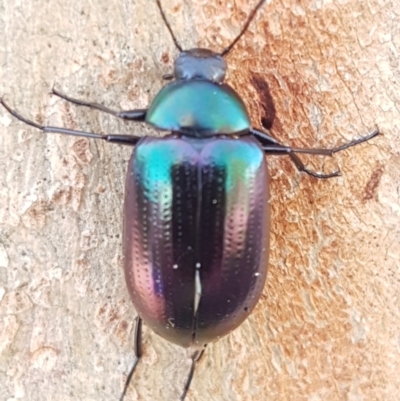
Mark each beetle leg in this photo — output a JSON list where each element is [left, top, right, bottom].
[[278, 152, 341, 179], [259, 144, 341, 178], [329, 130, 380, 153], [52, 87, 147, 121], [251, 127, 336, 177], [250, 127, 286, 145], [180, 350, 205, 401], [119, 316, 142, 401], [162, 73, 174, 80], [250, 127, 379, 179], [0, 98, 142, 145]]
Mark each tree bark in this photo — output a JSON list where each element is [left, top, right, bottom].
[[0, 0, 398, 400]]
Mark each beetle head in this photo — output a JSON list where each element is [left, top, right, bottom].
[[174, 48, 227, 83]]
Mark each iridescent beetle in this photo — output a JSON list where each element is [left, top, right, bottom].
[[0, 0, 379, 399]]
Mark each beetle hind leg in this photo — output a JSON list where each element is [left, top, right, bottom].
[[180, 350, 205, 401], [119, 317, 142, 401]]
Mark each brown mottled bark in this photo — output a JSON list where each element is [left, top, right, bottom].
[[0, 1, 398, 400]]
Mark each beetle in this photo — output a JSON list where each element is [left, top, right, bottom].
[[0, 0, 379, 400]]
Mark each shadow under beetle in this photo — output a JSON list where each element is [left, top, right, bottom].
[[1, 0, 379, 399]]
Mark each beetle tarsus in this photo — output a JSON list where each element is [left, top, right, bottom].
[[331, 128, 380, 153], [180, 350, 205, 401], [1, 97, 44, 130], [119, 317, 142, 401]]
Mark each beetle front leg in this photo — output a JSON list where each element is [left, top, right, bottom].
[[119, 316, 142, 401], [0, 98, 142, 145], [52, 87, 147, 121]]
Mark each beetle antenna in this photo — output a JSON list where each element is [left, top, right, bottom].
[[156, 0, 183, 52], [220, 0, 266, 57]]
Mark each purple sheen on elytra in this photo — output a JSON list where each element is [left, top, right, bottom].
[[123, 134, 269, 348]]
